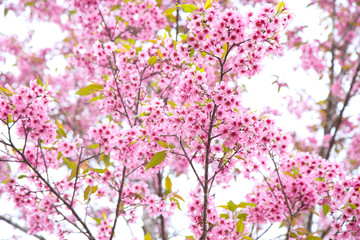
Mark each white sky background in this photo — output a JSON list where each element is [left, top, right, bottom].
[[0, 0, 339, 239]]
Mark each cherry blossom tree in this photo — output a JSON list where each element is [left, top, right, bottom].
[[0, 0, 359, 240]]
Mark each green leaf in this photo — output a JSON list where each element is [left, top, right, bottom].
[[69, 10, 77, 15], [179, 34, 187, 41], [18, 175, 27, 179], [290, 232, 298, 238], [89, 94, 104, 102], [168, 100, 177, 109], [227, 200, 238, 212], [157, 140, 169, 149], [145, 232, 152, 240], [220, 214, 229, 219], [282, 171, 296, 179], [148, 55, 158, 66], [170, 197, 181, 210], [64, 158, 77, 169], [136, 46, 143, 54], [179, 4, 198, 13], [91, 217, 102, 224], [238, 202, 256, 208], [186, 236, 195, 240], [110, 4, 121, 11], [4, 8, 9, 17], [6, 115, 13, 123], [173, 193, 184, 201], [236, 220, 244, 233], [169, 144, 176, 149], [36, 75, 44, 87], [350, 203, 357, 210], [25, 1, 35, 7], [242, 237, 253, 240], [221, 42, 227, 59], [0, 87, 13, 95], [76, 84, 103, 96], [164, 7, 177, 17], [133, 112, 150, 118], [100, 154, 111, 167], [84, 185, 91, 201], [165, 176, 172, 192], [276, 1, 285, 15], [145, 151, 167, 170], [322, 204, 330, 216], [237, 213, 248, 220], [91, 168, 105, 174], [306, 236, 322, 240], [102, 212, 107, 220], [91, 185, 98, 194], [205, 0, 212, 9], [57, 128, 67, 138], [87, 143, 99, 149], [68, 168, 77, 182], [157, 49, 163, 59]]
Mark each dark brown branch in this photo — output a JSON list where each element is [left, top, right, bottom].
[[324, 59, 360, 159], [109, 166, 127, 240]]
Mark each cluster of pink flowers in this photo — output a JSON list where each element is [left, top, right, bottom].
[[246, 153, 342, 224], [184, 2, 291, 78], [299, 43, 327, 74], [0, 80, 56, 144], [327, 177, 360, 239]]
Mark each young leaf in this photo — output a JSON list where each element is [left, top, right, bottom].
[[220, 214, 229, 219], [91, 185, 98, 194], [290, 232, 298, 239], [179, 4, 198, 13], [67, 168, 77, 182], [322, 204, 330, 216], [236, 220, 244, 233], [173, 193, 184, 201], [76, 84, 103, 96], [36, 75, 44, 87], [57, 128, 67, 138], [91, 217, 102, 224], [165, 176, 172, 192], [84, 185, 91, 201], [4, 8, 9, 17], [276, 1, 285, 15], [237, 213, 248, 220], [305, 236, 322, 240], [227, 200, 238, 212], [242, 237, 253, 240], [157, 140, 169, 149], [168, 100, 177, 109], [205, 0, 212, 9], [64, 158, 77, 169], [0, 87, 13, 95], [170, 197, 181, 210], [145, 232, 152, 240], [164, 7, 177, 17], [238, 202, 256, 208], [148, 55, 158, 66], [145, 151, 167, 170], [87, 143, 99, 149], [157, 49, 163, 59], [89, 94, 104, 103]]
